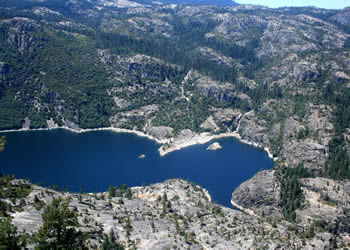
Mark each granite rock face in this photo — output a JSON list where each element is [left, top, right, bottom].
[[235, 102, 335, 171], [63, 119, 81, 131], [238, 111, 269, 148], [146, 126, 174, 140], [4, 178, 340, 249], [212, 108, 241, 131], [231, 171, 350, 245], [197, 47, 234, 66], [200, 116, 219, 131], [109, 104, 159, 128], [297, 177, 350, 234], [231, 170, 282, 217], [2, 17, 44, 54], [280, 104, 335, 170], [196, 81, 251, 105]]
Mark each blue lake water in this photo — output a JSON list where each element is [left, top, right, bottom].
[[0, 129, 273, 207]]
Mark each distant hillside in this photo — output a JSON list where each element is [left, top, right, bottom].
[[138, 0, 239, 6]]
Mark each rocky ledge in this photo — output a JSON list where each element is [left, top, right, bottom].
[[4, 178, 341, 249], [231, 170, 350, 247], [231, 170, 281, 218]]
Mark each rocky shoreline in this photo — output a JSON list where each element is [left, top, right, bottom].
[[158, 130, 241, 156], [0, 126, 169, 145], [0, 124, 276, 160]]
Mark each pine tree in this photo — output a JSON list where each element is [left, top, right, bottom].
[[34, 197, 86, 249], [101, 229, 124, 250], [0, 217, 26, 250]]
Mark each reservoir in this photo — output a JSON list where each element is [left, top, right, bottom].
[[0, 129, 273, 207]]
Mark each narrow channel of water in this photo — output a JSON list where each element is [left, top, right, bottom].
[[0, 129, 273, 207]]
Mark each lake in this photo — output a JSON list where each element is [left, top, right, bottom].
[[0, 129, 273, 207]]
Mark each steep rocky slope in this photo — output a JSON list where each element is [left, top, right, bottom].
[[2, 178, 344, 249]]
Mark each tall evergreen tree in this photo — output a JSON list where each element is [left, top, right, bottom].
[[101, 229, 124, 250], [0, 217, 26, 250], [34, 197, 86, 249]]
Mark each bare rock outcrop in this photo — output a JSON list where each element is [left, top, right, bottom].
[[265, 54, 319, 89], [238, 111, 269, 148], [2, 17, 44, 54], [197, 47, 234, 66], [109, 104, 158, 128], [231, 170, 282, 217], [196, 80, 251, 104], [63, 119, 81, 131], [146, 126, 173, 140], [212, 108, 241, 131], [206, 142, 222, 151], [7, 178, 316, 249], [200, 116, 219, 131], [284, 139, 327, 170], [281, 105, 334, 170], [297, 177, 350, 234]]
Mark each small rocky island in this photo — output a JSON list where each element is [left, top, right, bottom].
[[207, 142, 222, 151]]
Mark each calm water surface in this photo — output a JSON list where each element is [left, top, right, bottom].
[[0, 129, 273, 207]]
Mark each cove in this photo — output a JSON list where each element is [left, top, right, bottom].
[[0, 129, 273, 207]]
